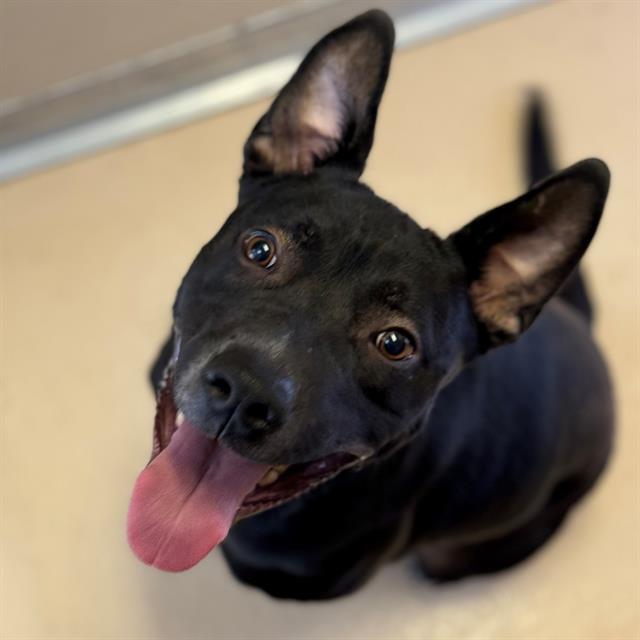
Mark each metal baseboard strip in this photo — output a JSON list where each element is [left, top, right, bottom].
[[0, 0, 540, 184]]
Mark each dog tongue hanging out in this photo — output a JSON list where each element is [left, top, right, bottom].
[[127, 366, 365, 572], [127, 9, 612, 599], [128, 418, 268, 571]]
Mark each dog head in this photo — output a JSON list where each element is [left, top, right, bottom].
[[127, 10, 609, 572]]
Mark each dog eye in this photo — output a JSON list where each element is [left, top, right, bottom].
[[375, 329, 416, 361], [243, 231, 277, 269]]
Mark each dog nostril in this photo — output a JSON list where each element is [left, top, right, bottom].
[[204, 372, 232, 401], [243, 402, 278, 431]]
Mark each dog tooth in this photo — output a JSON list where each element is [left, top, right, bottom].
[[258, 469, 280, 487], [273, 465, 288, 473], [176, 411, 185, 426]]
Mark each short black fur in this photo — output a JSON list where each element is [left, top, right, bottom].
[[149, 10, 613, 599]]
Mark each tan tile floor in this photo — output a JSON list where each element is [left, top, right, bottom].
[[1, 2, 638, 638]]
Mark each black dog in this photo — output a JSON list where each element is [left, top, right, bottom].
[[127, 10, 613, 600]]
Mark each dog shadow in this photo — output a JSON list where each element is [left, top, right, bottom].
[[132, 550, 510, 639]]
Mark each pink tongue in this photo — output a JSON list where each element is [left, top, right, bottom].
[[127, 421, 269, 572]]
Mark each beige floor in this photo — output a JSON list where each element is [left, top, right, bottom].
[[1, 2, 639, 639]]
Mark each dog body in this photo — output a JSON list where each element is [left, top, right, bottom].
[[223, 297, 612, 598], [130, 11, 613, 600]]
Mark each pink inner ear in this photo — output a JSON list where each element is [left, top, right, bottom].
[[246, 21, 388, 176], [470, 233, 567, 338], [469, 183, 591, 339], [265, 65, 345, 175], [470, 246, 524, 337], [302, 65, 346, 142]]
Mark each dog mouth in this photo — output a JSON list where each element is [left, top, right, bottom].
[[127, 364, 364, 573], [152, 368, 363, 516]]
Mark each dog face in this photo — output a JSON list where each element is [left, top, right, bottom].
[[127, 10, 609, 572], [172, 174, 472, 465]]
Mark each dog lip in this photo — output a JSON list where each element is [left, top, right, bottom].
[[236, 451, 361, 519], [150, 363, 396, 521], [157, 366, 412, 469], [150, 376, 362, 519], [344, 443, 376, 459], [151, 367, 364, 515]]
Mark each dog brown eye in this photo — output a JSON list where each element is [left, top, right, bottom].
[[375, 329, 415, 361], [243, 231, 277, 269]]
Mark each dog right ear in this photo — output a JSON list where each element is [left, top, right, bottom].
[[242, 10, 394, 179], [449, 159, 609, 351]]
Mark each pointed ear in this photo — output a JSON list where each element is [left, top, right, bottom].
[[449, 159, 610, 349], [243, 10, 394, 178]]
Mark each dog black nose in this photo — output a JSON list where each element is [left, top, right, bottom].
[[202, 365, 282, 432], [242, 401, 279, 431], [203, 370, 233, 404]]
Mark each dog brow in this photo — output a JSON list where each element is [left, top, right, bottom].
[[371, 280, 407, 310]]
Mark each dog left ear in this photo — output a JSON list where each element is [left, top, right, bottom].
[[242, 10, 394, 178], [449, 159, 610, 350]]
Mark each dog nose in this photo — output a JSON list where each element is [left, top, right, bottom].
[[202, 365, 282, 432], [203, 369, 234, 405], [242, 401, 279, 431]]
